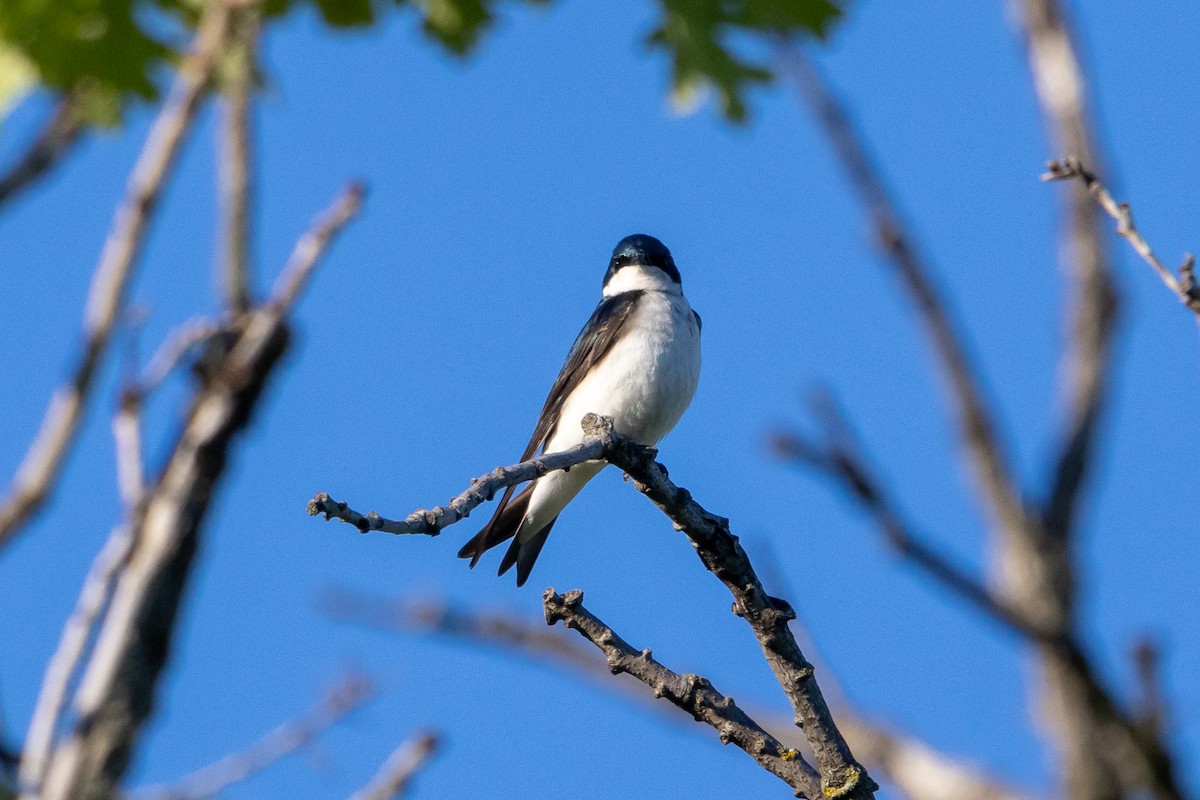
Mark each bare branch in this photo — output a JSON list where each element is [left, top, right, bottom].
[[139, 318, 220, 395], [324, 591, 601, 674], [1009, 5, 1187, 799], [0, 96, 84, 208], [1043, 158, 1200, 317], [315, 414, 877, 799], [130, 676, 372, 800], [18, 524, 136, 792], [31, 183, 363, 800], [769, 396, 1052, 644], [777, 46, 1031, 552], [268, 182, 364, 310], [0, 0, 235, 551], [347, 733, 440, 800], [774, 397, 1184, 799], [112, 391, 145, 510], [835, 717, 1035, 800], [1011, 0, 1120, 553], [544, 589, 823, 799], [217, 2, 259, 314], [308, 436, 607, 536], [1131, 638, 1167, 742], [331, 591, 1036, 800]]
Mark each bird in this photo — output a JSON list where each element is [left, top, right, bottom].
[[457, 234, 702, 586]]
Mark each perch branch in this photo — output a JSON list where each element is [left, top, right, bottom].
[[130, 675, 372, 800], [1042, 158, 1200, 317], [347, 733, 440, 800], [315, 414, 877, 798], [308, 437, 607, 536], [544, 589, 822, 799], [0, 0, 234, 551]]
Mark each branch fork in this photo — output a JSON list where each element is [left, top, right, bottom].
[[311, 414, 877, 798]]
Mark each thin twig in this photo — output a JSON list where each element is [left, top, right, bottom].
[[218, 2, 259, 314], [0, 95, 84, 208], [269, 182, 365, 310], [308, 435, 606, 536], [544, 589, 823, 799], [1043, 158, 1200, 317], [0, 0, 235, 551], [31, 182, 363, 800], [347, 733, 440, 800], [130, 675, 372, 800], [314, 414, 877, 799]]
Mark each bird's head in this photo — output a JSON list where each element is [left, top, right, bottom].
[[603, 234, 681, 297]]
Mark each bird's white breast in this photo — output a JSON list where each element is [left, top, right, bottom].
[[523, 285, 701, 535], [546, 289, 701, 452]]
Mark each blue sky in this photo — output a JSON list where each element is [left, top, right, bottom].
[[2, 1, 1198, 798]]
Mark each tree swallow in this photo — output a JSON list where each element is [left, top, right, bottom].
[[458, 234, 702, 586]]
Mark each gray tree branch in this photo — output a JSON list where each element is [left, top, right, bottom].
[[775, 396, 1185, 800], [544, 589, 823, 799], [28, 183, 363, 800], [1010, 5, 1182, 800], [0, 0, 235, 551], [311, 413, 877, 799], [129, 676, 372, 800], [18, 522, 137, 792], [0, 95, 84, 209], [327, 591, 1036, 800], [778, 46, 1030, 550], [217, 2, 259, 314], [1011, 0, 1121, 552], [769, 396, 1051, 644]]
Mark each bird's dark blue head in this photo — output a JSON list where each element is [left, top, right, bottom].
[[604, 234, 681, 289]]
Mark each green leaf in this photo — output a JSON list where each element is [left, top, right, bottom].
[[0, 0, 844, 129], [414, 0, 493, 54], [648, 0, 843, 121], [0, 40, 36, 120], [0, 0, 174, 118]]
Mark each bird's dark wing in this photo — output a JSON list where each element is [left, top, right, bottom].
[[519, 289, 645, 459], [457, 290, 645, 569]]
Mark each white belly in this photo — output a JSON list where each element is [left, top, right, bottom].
[[524, 290, 701, 533]]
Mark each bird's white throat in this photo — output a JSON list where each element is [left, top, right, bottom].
[[603, 265, 682, 298]]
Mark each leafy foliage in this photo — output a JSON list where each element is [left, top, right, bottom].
[[0, 0, 842, 124], [649, 0, 841, 120]]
